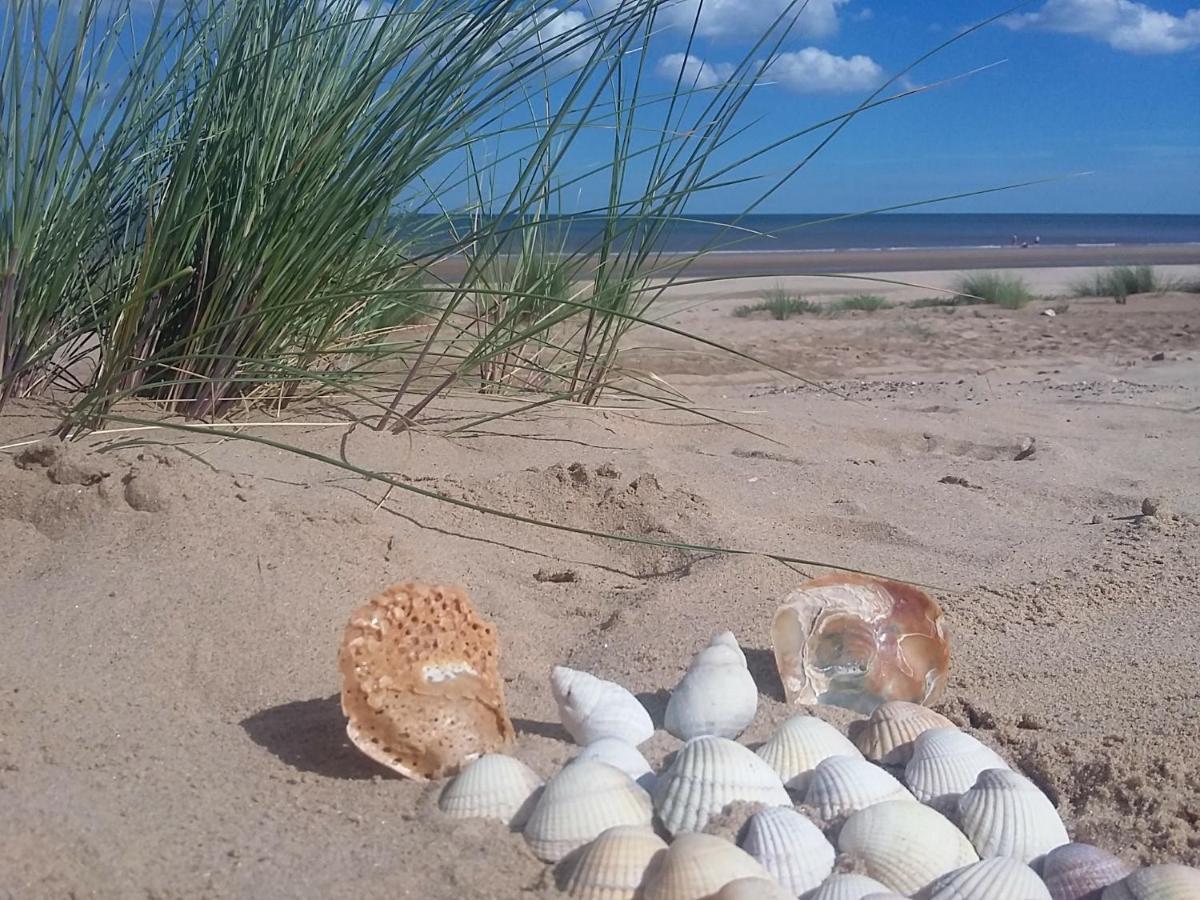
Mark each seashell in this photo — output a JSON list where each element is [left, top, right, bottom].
[[756, 714, 863, 793], [1100, 864, 1200, 900], [1041, 843, 1134, 900], [576, 738, 656, 791], [557, 825, 668, 900], [851, 700, 957, 766], [437, 753, 543, 828], [838, 799, 979, 896], [904, 728, 1009, 812], [664, 631, 759, 741], [806, 874, 901, 900], [803, 754, 916, 827], [771, 575, 950, 714], [641, 832, 771, 900], [956, 768, 1069, 865], [524, 760, 654, 862], [738, 806, 835, 895], [338, 583, 514, 780], [714, 877, 793, 900], [552, 666, 655, 747], [925, 858, 1052, 899], [653, 735, 791, 836]]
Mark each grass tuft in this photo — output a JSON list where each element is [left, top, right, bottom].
[[830, 294, 891, 313], [734, 288, 821, 320], [1070, 266, 1164, 300], [951, 272, 1034, 309]]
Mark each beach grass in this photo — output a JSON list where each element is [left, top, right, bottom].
[[907, 294, 987, 309], [830, 294, 891, 313], [1070, 265, 1164, 300], [734, 288, 821, 320], [952, 272, 1035, 309]]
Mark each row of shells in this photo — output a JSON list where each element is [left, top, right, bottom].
[[436, 638, 1199, 899]]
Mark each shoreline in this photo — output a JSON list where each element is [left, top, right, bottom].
[[429, 243, 1198, 279]]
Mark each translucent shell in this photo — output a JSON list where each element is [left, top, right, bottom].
[[755, 714, 863, 793], [437, 753, 543, 828], [806, 874, 899, 900], [956, 768, 1069, 865], [641, 833, 771, 900], [552, 666, 656, 747], [904, 728, 1009, 812], [802, 754, 916, 827], [837, 799, 980, 896], [664, 631, 759, 741], [523, 760, 654, 862], [926, 858, 1052, 900], [652, 735, 791, 837], [771, 575, 950, 714], [1041, 843, 1134, 900], [714, 877, 793, 900], [738, 806, 835, 895], [1100, 865, 1200, 900], [576, 738, 656, 791], [337, 583, 515, 780], [557, 825, 668, 900], [851, 701, 957, 766]]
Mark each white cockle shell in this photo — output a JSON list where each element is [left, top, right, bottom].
[[437, 753, 543, 828], [552, 667, 655, 747], [1041, 842, 1134, 900], [641, 833, 771, 900], [802, 754, 916, 827], [755, 714, 863, 793], [714, 877, 793, 900], [664, 631, 759, 741], [1100, 865, 1200, 900], [956, 768, 1069, 865], [738, 805, 835, 895], [576, 738, 656, 791], [851, 700, 957, 766], [557, 825, 668, 900], [653, 735, 791, 836], [806, 874, 899, 900], [837, 799, 979, 896], [904, 728, 1009, 812], [925, 858, 1052, 899], [523, 760, 653, 862]]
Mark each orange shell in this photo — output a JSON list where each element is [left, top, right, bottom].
[[771, 574, 949, 714], [337, 583, 515, 780]]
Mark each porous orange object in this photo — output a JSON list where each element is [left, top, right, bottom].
[[338, 582, 515, 780]]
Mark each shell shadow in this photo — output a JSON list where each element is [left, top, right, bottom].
[[240, 694, 385, 780], [744, 647, 786, 703], [635, 689, 671, 728], [511, 717, 572, 742]]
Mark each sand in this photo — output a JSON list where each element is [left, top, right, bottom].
[[1, 267, 1198, 898]]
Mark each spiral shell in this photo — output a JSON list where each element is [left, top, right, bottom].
[[956, 768, 1069, 865], [641, 833, 771, 900], [665, 631, 759, 741], [1040, 843, 1133, 900], [557, 825, 668, 900], [904, 728, 1009, 812], [524, 760, 654, 862], [755, 714, 863, 792], [738, 806, 835, 895], [837, 799, 979, 896], [714, 877, 793, 900], [806, 874, 902, 900], [925, 858, 1052, 899], [437, 753, 543, 827], [577, 738, 656, 791], [851, 701, 957, 766], [552, 666, 655, 746], [802, 754, 916, 826], [653, 735, 791, 836], [1099, 864, 1200, 900]]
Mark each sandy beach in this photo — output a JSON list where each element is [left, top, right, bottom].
[[1, 260, 1199, 898]]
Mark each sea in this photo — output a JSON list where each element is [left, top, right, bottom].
[[415, 213, 1200, 255]]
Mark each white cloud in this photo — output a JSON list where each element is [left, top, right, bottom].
[[657, 52, 734, 88], [765, 47, 883, 93], [1006, 0, 1200, 54], [594, 0, 850, 40]]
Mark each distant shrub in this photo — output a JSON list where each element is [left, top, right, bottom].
[[734, 288, 821, 320], [952, 272, 1034, 309]]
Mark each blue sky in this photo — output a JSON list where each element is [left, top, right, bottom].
[[603, 0, 1200, 214]]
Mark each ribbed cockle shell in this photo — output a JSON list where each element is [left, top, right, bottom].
[[557, 825, 667, 900], [851, 700, 957, 766], [755, 714, 863, 793], [437, 753, 543, 827], [524, 760, 654, 862], [641, 833, 771, 900], [802, 754, 916, 827], [956, 768, 1069, 865], [806, 873, 898, 900], [576, 738, 656, 791], [1041, 843, 1133, 900], [738, 806, 835, 895], [714, 877, 793, 900], [1100, 865, 1200, 900], [338, 583, 514, 780], [904, 728, 1009, 812], [925, 858, 1052, 899], [771, 575, 949, 714]]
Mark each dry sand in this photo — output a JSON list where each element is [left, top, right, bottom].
[[1, 267, 1199, 898]]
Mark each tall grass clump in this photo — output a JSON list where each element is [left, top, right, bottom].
[[734, 287, 820, 320], [831, 294, 891, 313], [1070, 265, 1162, 300], [952, 271, 1034, 309]]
